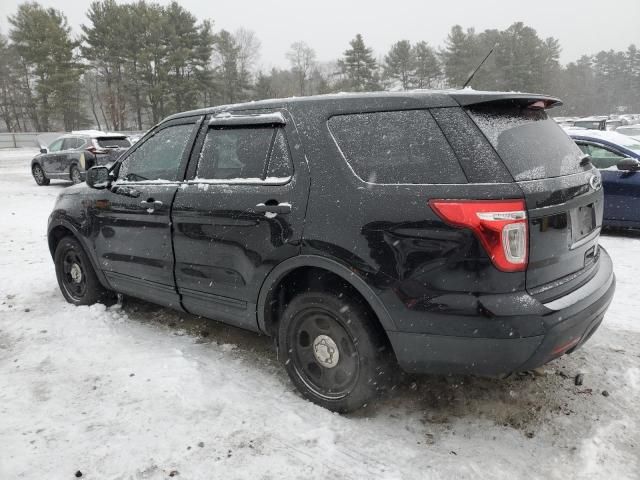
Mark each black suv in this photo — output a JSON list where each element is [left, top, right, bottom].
[[47, 91, 615, 412], [31, 132, 131, 185]]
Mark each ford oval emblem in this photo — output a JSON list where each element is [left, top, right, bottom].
[[589, 174, 601, 191]]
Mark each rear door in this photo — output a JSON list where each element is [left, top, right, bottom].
[[171, 110, 310, 330], [466, 104, 603, 302]]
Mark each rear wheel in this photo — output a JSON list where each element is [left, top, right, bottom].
[[32, 164, 50, 186], [54, 236, 109, 305], [278, 291, 391, 412], [70, 165, 82, 184]]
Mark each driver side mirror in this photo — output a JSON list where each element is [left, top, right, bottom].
[[616, 158, 640, 172], [86, 166, 111, 189], [40, 148, 48, 154]]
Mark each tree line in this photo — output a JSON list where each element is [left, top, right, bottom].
[[1, 1, 639, 132]]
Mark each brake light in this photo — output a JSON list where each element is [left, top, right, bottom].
[[429, 199, 528, 272]]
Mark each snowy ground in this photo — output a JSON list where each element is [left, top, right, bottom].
[[1, 149, 639, 479]]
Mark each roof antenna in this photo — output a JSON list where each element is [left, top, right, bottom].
[[462, 44, 497, 89]]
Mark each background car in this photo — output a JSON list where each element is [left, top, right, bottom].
[[616, 124, 640, 139], [573, 116, 608, 130], [567, 129, 640, 228], [31, 131, 131, 186]]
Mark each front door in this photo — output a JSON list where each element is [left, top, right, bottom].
[[41, 138, 64, 175], [91, 117, 201, 307], [577, 141, 640, 223], [171, 111, 310, 330]]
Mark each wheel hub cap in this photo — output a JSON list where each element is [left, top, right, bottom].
[[70, 263, 82, 283], [313, 335, 339, 368]]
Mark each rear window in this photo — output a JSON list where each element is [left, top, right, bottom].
[[96, 137, 131, 148], [467, 105, 589, 181], [328, 110, 467, 184]]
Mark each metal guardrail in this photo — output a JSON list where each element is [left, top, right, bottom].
[[0, 131, 144, 149]]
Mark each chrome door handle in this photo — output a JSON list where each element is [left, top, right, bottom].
[[255, 202, 291, 214], [140, 199, 163, 210]]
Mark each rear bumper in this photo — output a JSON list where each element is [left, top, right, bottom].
[[388, 248, 615, 375]]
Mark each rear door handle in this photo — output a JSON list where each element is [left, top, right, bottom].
[[255, 202, 291, 214]]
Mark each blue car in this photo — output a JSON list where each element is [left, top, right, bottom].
[[567, 129, 640, 228]]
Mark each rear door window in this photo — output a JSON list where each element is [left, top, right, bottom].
[[328, 110, 467, 184], [197, 126, 292, 181], [467, 105, 589, 181]]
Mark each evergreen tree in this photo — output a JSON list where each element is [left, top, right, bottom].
[[9, 2, 82, 131], [82, 0, 129, 130], [383, 40, 415, 90], [439, 25, 478, 87], [412, 41, 441, 89], [214, 30, 242, 104], [338, 34, 380, 92]]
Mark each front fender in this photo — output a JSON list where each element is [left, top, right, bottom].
[[47, 213, 111, 290]]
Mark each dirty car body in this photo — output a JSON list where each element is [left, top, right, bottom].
[[47, 91, 616, 411]]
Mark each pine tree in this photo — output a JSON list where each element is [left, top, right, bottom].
[[439, 25, 478, 88], [383, 40, 415, 90], [82, 0, 129, 130], [214, 30, 242, 104], [413, 41, 440, 89], [338, 34, 380, 92], [9, 2, 82, 131]]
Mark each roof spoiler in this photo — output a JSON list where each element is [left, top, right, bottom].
[[450, 92, 563, 109]]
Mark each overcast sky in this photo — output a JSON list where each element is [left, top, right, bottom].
[[1, 0, 638, 69]]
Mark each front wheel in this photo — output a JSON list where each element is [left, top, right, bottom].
[[54, 236, 109, 305], [278, 291, 392, 412], [32, 164, 50, 186]]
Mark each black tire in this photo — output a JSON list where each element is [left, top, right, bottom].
[[54, 236, 109, 305], [70, 165, 82, 184], [32, 164, 50, 186], [278, 290, 392, 413]]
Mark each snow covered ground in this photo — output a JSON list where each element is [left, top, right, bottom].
[[1, 149, 638, 479]]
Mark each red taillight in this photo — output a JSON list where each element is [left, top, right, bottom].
[[429, 199, 528, 272]]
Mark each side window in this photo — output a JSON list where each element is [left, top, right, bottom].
[[584, 144, 626, 169], [266, 130, 293, 179], [118, 123, 194, 181], [62, 137, 83, 150], [577, 143, 590, 155], [328, 110, 466, 184], [197, 126, 292, 181], [48, 139, 63, 152]]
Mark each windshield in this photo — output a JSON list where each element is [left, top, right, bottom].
[[467, 105, 589, 181]]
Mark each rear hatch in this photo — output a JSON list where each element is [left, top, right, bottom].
[[92, 136, 131, 165], [466, 102, 603, 303]]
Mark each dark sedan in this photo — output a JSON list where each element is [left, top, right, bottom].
[[31, 132, 131, 186], [568, 129, 640, 228]]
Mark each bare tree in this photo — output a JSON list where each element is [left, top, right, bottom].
[[286, 41, 316, 95], [234, 27, 261, 84]]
